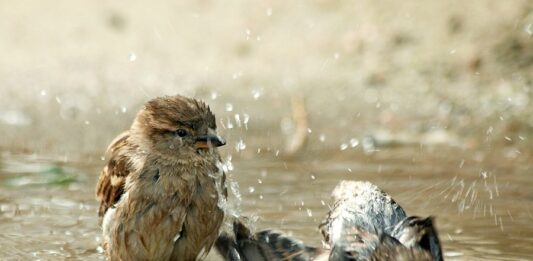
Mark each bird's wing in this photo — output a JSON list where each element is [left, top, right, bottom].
[[391, 216, 443, 261], [96, 131, 134, 217], [215, 218, 323, 261]]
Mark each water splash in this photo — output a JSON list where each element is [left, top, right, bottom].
[[225, 103, 233, 112]]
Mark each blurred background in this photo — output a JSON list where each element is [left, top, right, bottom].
[[0, 0, 532, 260]]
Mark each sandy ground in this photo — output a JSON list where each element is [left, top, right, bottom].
[[0, 0, 531, 160]]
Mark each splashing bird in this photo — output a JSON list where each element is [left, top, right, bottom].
[[96, 95, 227, 260], [216, 181, 443, 261]]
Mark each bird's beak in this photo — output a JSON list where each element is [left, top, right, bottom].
[[195, 134, 226, 149]]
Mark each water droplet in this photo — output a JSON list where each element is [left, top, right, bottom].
[[243, 113, 250, 129], [310, 175, 316, 180], [251, 88, 263, 100], [248, 186, 255, 193], [504, 136, 512, 141], [211, 91, 218, 100], [40, 90, 47, 96], [525, 23, 532, 36], [306, 208, 313, 217], [225, 103, 233, 112], [350, 138, 359, 147], [120, 106, 127, 113], [226, 120, 234, 129], [334, 52, 339, 60], [319, 134, 326, 142], [235, 139, 246, 151], [362, 137, 376, 154], [84, 120, 90, 125], [128, 52, 137, 62], [257, 179, 262, 184], [55, 96, 62, 104], [340, 143, 348, 150], [229, 180, 241, 201], [266, 8, 273, 16], [234, 114, 241, 128], [307, 128, 312, 133]]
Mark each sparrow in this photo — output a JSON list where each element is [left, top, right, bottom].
[[216, 181, 443, 261], [319, 181, 443, 261], [96, 95, 227, 260]]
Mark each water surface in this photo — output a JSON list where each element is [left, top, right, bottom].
[[0, 149, 531, 260]]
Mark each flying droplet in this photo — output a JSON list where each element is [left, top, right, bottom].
[[235, 139, 246, 151], [251, 89, 262, 100], [350, 138, 359, 147], [234, 114, 241, 127], [128, 52, 137, 62], [225, 103, 233, 112], [266, 8, 273, 16]]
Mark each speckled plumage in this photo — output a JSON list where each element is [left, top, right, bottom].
[[216, 181, 443, 261], [321, 181, 443, 261], [96, 95, 227, 260]]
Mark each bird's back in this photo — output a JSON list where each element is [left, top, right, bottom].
[[320, 181, 407, 246]]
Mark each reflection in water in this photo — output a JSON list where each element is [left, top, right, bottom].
[[0, 151, 532, 260]]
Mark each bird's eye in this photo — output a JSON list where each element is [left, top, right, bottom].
[[175, 129, 188, 137]]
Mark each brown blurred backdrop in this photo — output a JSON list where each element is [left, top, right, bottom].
[[0, 0, 531, 160]]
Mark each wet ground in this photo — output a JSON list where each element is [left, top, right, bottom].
[[1, 149, 531, 260]]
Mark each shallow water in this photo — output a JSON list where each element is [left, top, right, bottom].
[[0, 150, 532, 260]]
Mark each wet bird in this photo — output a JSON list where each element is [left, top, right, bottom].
[[320, 181, 443, 261], [216, 181, 443, 261], [215, 217, 323, 261], [96, 95, 227, 260]]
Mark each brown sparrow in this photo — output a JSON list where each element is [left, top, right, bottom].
[[96, 95, 227, 260]]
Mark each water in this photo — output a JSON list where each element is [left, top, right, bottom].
[[0, 149, 532, 260]]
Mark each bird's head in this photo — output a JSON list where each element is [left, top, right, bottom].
[[131, 95, 225, 160]]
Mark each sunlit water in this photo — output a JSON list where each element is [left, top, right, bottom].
[[0, 150, 532, 260]]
